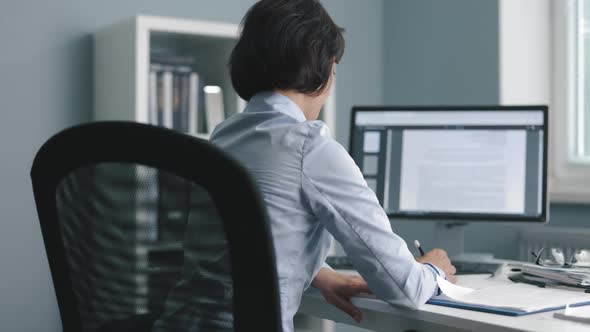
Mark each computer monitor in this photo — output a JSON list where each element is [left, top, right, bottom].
[[349, 106, 548, 223]]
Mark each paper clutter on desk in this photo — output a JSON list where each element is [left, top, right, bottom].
[[508, 262, 590, 288]]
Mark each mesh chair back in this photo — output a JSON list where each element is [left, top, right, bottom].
[[31, 122, 282, 332]]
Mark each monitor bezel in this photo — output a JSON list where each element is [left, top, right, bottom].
[[349, 105, 549, 223]]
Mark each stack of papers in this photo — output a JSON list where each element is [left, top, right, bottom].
[[508, 262, 590, 287], [429, 276, 590, 315]]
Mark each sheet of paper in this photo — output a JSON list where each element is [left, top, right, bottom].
[[565, 304, 590, 317], [455, 274, 510, 289], [436, 276, 590, 312], [554, 304, 590, 324], [437, 276, 474, 298]]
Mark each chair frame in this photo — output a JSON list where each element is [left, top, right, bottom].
[[30, 121, 282, 332]]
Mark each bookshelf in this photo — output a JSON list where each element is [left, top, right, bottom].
[[93, 14, 337, 138]]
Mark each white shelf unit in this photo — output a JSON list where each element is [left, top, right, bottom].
[[93, 14, 337, 138], [94, 15, 241, 139]]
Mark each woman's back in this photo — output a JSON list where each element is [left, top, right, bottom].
[[211, 92, 334, 332]]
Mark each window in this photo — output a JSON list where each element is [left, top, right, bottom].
[[550, 0, 590, 202], [574, 0, 590, 161]]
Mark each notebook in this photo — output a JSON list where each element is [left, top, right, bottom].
[[428, 276, 590, 316]]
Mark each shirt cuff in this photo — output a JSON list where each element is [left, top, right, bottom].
[[422, 263, 446, 296], [322, 261, 333, 270]]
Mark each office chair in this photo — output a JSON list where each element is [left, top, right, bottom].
[[30, 121, 282, 332]]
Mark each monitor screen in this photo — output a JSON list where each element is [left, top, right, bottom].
[[349, 106, 548, 222]]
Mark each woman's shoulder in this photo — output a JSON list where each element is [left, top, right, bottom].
[[301, 120, 348, 158], [303, 120, 333, 141]]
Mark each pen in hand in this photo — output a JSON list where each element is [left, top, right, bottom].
[[414, 240, 425, 257]]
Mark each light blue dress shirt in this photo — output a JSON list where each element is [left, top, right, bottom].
[[211, 91, 445, 332]]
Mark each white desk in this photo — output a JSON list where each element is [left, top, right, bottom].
[[298, 272, 590, 332]]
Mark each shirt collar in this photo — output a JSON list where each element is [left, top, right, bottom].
[[245, 91, 307, 123]]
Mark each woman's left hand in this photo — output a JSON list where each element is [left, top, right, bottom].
[[312, 268, 372, 323]]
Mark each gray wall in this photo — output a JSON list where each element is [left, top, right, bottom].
[[0, 1, 384, 330], [325, 1, 385, 146], [384, 0, 499, 105], [382, 0, 590, 260]]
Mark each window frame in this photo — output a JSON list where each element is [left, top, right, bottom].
[[550, 0, 590, 203]]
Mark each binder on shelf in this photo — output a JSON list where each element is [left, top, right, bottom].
[[148, 65, 159, 125], [149, 53, 202, 134], [161, 67, 174, 129], [149, 52, 233, 135], [172, 70, 181, 130], [204, 85, 225, 134], [172, 66, 191, 132], [179, 71, 190, 133], [149, 63, 166, 126], [188, 72, 200, 135]]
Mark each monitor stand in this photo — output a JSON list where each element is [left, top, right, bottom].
[[433, 222, 495, 262]]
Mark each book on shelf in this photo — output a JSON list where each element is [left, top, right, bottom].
[[148, 65, 158, 125], [149, 63, 164, 126], [149, 53, 203, 135], [188, 72, 200, 135], [161, 66, 174, 129], [172, 65, 191, 132], [149, 63, 174, 129]]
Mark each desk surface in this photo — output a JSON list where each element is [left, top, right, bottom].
[[299, 270, 590, 332]]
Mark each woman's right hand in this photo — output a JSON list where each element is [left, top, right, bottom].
[[312, 268, 372, 323], [416, 249, 457, 284]]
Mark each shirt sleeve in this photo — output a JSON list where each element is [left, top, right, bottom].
[[301, 122, 444, 307]]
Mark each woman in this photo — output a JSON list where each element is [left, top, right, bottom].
[[211, 1, 456, 331], [154, 1, 456, 331]]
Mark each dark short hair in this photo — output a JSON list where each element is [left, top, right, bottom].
[[229, 0, 345, 101]]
